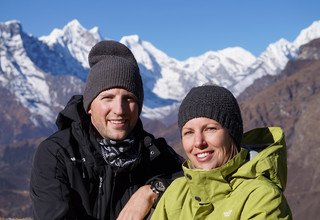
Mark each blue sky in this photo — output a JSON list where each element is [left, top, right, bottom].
[[1, 0, 319, 60]]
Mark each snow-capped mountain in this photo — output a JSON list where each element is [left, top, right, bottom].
[[121, 35, 257, 120], [0, 20, 55, 126], [1, 19, 320, 128], [231, 38, 297, 96], [232, 20, 320, 96], [0, 20, 99, 126], [121, 36, 257, 101], [39, 19, 101, 71], [293, 20, 320, 48]]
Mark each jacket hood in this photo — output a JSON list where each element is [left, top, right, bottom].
[[235, 127, 288, 190], [56, 95, 89, 130]]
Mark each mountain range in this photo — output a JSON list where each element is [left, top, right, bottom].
[[0, 19, 320, 219], [1, 19, 320, 133]]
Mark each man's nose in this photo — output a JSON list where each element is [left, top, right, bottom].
[[113, 98, 126, 115]]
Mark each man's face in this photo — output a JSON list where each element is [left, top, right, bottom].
[[88, 88, 139, 141]]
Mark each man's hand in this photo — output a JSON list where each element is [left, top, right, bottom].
[[117, 185, 158, 220]]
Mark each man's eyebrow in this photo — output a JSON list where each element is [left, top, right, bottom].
[[100, 93, 114, 97], [125, 94, 137, 98]]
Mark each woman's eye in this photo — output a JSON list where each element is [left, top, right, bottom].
[[183, 131, 193, 136]]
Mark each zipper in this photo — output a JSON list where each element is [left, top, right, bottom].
[[97, 176, 103, 219], [111, 171, 117, 197], [109, 171, 118, 218]]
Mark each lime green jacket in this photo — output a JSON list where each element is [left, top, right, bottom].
[[151, 127, 292, 220]]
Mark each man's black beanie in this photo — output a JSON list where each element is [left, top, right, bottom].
[[178, 84, 243, 148], [83, 40, 144, 114]]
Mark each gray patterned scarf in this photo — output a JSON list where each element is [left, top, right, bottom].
[[98, 137, 139, 171]]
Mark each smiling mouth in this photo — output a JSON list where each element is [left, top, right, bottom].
[[109, 119, 126, 124], [196, 152, 210, 158], [195, 151, 214, 161]]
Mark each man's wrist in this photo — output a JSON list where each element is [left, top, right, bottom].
[[150, 180, 166, 194], [149, 185, 159, 204], [150, 180, 166, 207]]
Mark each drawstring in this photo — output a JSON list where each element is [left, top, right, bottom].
[[69, 157, 87, 179]]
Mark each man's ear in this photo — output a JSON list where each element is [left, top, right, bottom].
[[88, 108, 92, 115]]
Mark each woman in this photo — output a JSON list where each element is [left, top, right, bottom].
[[151, 84, 292, 219]]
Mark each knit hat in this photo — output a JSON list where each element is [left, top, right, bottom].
[[178, 84, 243, 148], [83, 40, 144, 114]]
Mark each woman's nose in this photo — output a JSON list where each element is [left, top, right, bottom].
[[194, 133, 207, 149]]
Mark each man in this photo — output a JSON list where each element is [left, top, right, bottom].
[[30, 40, 183, 219]]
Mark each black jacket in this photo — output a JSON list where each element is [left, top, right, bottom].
[[30, 95, 183, 220]]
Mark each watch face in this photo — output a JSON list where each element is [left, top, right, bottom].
[[154, 181, 166, 192]]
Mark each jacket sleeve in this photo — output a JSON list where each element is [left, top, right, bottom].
[[241, 183, 292, 220], [142, 136, 183, 209], [146, 137, 184, 185], [30, 139, 72, 220], [150, 191, 169, 220]]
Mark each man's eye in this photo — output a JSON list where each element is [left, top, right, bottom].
[[101, 96, 113, 101], [206, 127, 217, 131], [127, 97, 134, 101], [125, 96, 137, 102]]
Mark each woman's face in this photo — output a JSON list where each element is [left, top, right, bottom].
[[181, 117, 233, 170]]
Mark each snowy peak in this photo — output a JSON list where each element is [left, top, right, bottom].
[[121, 35, 154, 69], [294, 20, 320, 48], [258, 38, 296, 72], [216, 47, 256, 65], [40, 19, 102, 68], [0, 20, 23, 40], [1, 20, 22, 30], [3, 19, 21, 25], [120, 34, 140, 45], [231, 38, 297, 97], [40, 19, 99, 45], [65, 19, 85, 32], [121, 35, 176, 71], [184, 47, 256, 74]]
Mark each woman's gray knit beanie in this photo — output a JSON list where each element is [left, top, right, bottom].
[[83, 40, 144, 114], [178, 84, 243, 148]]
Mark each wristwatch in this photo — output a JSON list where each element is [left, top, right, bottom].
[[150, 180, 166, 195]]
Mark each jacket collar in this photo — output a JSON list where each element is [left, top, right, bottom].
[[182, 149, 247, 204]]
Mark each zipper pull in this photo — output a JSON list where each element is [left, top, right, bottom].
[[82, 158, 86, 179], [99, 176, 103, 194], [70, 157, 76, 165]]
